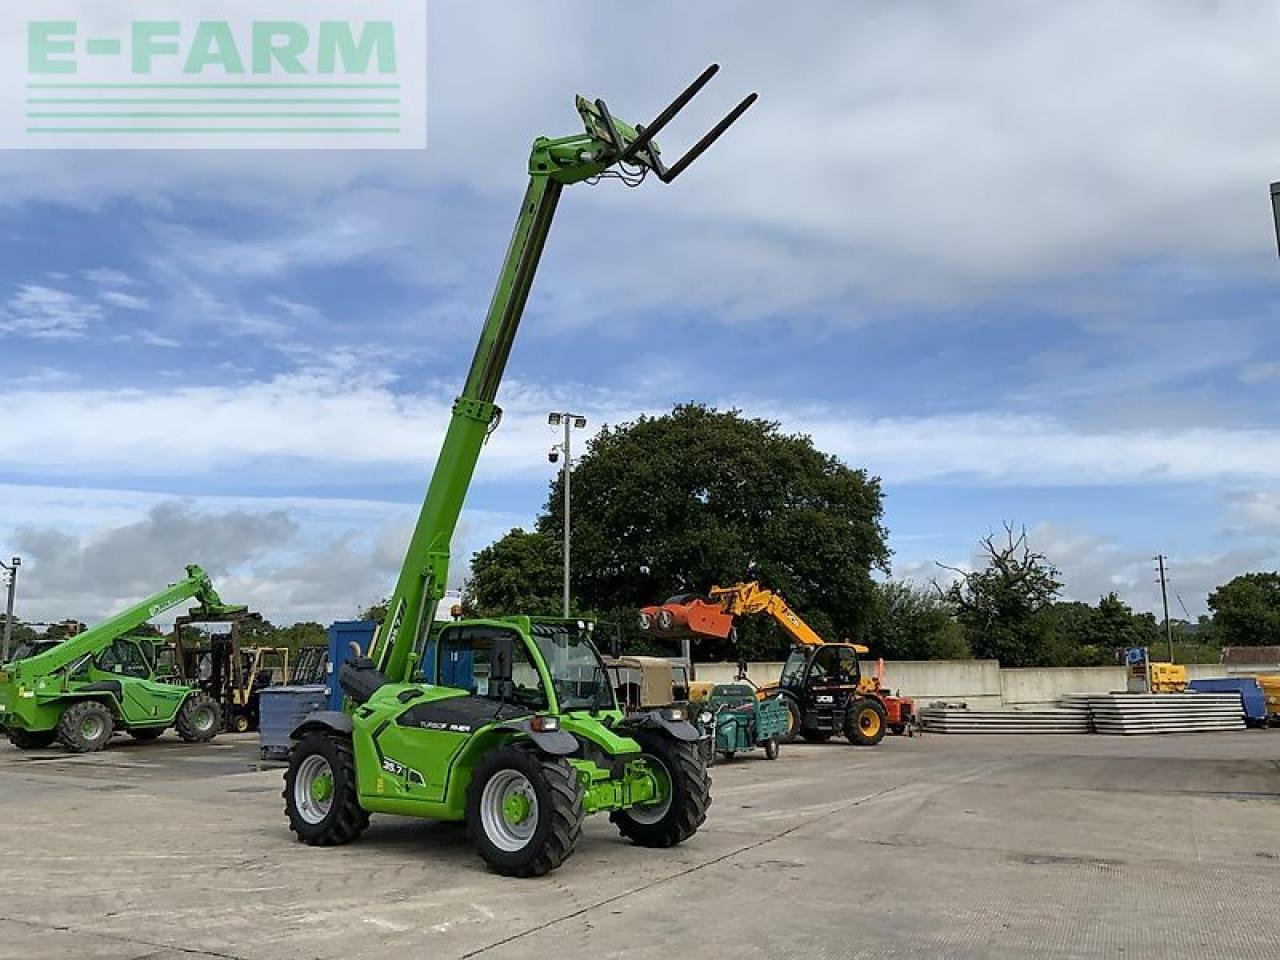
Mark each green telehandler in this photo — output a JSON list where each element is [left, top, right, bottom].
[[0, 565, 242, 752], [282, 66, 756, 877]]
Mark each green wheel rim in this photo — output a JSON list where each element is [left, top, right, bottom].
[[80, 713, 106, 741], [294, 754, 335, 824]]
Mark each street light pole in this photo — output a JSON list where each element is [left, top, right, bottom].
[[548, 413, 587, 618], [1, 556, 20, 663]]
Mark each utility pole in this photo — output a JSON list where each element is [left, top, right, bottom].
[[1, 556, 20, 662], [548, 413, 587, 617], [1154, 554, 1173, 663]]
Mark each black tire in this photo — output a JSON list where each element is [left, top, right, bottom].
[[6, 727, 57, 750], [130, 728, 164, 742], [781, 697, 803, 744], [800, 729, 834, 743], [175, 693, 221, 743], [611, 730, 711, 848], [846, 698, 888, 746], [229, 712, 251, 734], [764, 737, 779, 760], [467, 745, 583, 878], [284, 732, 369, 846], [57, 700, 115, 753]]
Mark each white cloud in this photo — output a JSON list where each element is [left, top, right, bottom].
[[0, 485, 524, 625], [0, 284, 100, 339], [1, 2, 1279, 313], [82, 268, 136, 287], [1241, 362, 1280, 385], [101, 290, 149, 311], [3, 373, 1280, 490], [1224, 490, 1280, 536]]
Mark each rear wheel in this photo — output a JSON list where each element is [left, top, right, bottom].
[[467, 746, 583, 877], [229, 712, 251, 734], [175, 694, 221, 743], [611, 730, 710, 848], [6, 727, 57, 750], [57, 701, 114, 753], [764, 737, 780, 760], [846, 699, 887, 746], [284, 732, 369, 846]]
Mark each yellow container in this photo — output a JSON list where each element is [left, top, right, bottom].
[[1253, 674, 1280, 715]]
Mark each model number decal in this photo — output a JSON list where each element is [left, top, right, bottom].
[[381, 757, 426, 786]]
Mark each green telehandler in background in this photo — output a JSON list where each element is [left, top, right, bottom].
[[0, 564, 242, 752], [283, 66, 756, 876]]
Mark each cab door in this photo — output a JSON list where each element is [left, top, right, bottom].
[[92, 639, 187, 724], [373, 625, 547, 804]]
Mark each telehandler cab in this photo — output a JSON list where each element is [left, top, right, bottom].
[[0, 565, 241, 752], [283, 66, 756, 877]]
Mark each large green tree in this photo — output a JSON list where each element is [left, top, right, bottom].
[[1208, 572, 1280, 647], [942, 524, 1062, 667], [465, 528, 563, 617], [468, 405, 889, 660]]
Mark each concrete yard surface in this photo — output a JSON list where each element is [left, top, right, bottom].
[[2, 730, 1279, 959]]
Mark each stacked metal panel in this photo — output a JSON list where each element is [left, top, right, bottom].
[[920, 702, 1093, 734], [1066, 692, 1245, 735]]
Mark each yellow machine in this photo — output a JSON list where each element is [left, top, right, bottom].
[[640, 581, 913, 743]]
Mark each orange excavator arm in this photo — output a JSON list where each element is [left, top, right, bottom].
[[639, 580, 868, 653]]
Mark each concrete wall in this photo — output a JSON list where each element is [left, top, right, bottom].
[[692, 658, 1273, 709], [1000, 666, 1127, 706]]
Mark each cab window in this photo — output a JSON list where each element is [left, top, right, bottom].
[[96, 640, 153, 679], [809, 646, 857, 684], [437, 626, 547, 710]]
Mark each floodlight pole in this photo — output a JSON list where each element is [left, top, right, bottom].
[[1, 557, 20, 663]]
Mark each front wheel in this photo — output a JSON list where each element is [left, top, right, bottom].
[[467, 746, 583, 877], [58, 700, 115, 753], [847, 699, 888, 746], [284, 732, 369, 846], [7, 727, 57, 750], [781, 697, 803, 744], [611, 730, 711, 848], [175, 694, 221, 743], [228, 712, 251, 734], [764, 737, 780, 760]]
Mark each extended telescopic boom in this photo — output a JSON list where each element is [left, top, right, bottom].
[[2, 564, 245, 674], [370, 67, 756, 683]]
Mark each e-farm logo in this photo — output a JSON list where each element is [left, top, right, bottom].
[[6, 1, 426, 149]]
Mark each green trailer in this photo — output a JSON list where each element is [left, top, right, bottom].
[[0, 565, 241, 752], [702, 683, 788, 762]]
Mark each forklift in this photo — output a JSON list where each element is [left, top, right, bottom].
[[172, 610, 281, 733]]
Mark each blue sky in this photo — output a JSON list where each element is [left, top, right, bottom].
[[2, 0, 1279, 625]]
